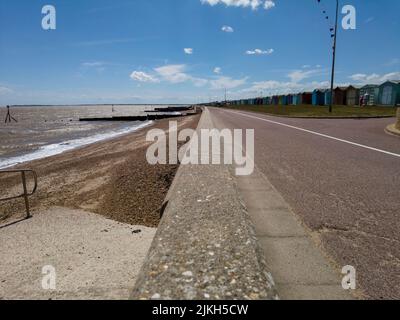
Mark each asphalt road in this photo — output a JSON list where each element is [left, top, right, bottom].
[[209, 107, 400, 300]]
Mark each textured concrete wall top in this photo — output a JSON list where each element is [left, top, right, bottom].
[[131, 108, 277, 300]]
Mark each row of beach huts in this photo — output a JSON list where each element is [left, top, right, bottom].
[[228, 80, 400, 107]]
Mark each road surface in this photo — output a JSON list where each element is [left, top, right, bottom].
[[210, 107, 400, 299]]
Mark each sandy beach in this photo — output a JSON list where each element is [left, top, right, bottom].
[[0, 114, 200, 299], [0, 114, 200, 226]]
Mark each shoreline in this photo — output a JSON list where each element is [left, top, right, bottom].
[[0, 114, 201, 227], [0, 121, 154, 170]]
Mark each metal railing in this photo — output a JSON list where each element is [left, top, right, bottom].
[[0, 169, 38, 218]]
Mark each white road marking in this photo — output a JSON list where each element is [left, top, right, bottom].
[[219, 109, 400, 158]]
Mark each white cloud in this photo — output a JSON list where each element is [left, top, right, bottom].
[[349, 72, 400, 84], [238, 67, 328, 95], [264, 0, 275, 10], [130, 71, 160, 83], [132, 64, 247, 91], [222, 25, 234, 33], [153, 64, 208, 87], [241, 80, 330, 96], [210, 76, 248, 90], [154, 64, 191, 83], [201, 0, 275, 11], [80, 61, 108, 74], [287, 69, 323, 82], [0, 86, 13, 95], [81, 61, 106, 67], [184, 48, 193, 55], [214, 67, 222, 74], [245, 48, 274, 55]]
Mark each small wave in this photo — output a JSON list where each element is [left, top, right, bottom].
[[0, 121, 153, 169]]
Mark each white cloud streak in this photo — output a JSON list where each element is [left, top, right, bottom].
[[130, 64, 247, 91], [222, 25, 234, 32], [201, 0, 275, 11], [241, 80, 330, 96], [287, 68, 324, 82], [349, 72, 400, 84], [245, 48, 274, 55], [210, 76, 248, 90], [214, 67, 222, 74], [130, 71, 160, 83], [0, 86, 13, 95], [81, 61, 106, 67]]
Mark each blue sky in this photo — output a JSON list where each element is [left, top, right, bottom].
[[0, 0, 399, 105]]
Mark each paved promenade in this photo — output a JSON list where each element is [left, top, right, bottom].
[[210, 107, 399, 299]]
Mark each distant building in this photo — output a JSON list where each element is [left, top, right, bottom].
[[301, 92, 313, 105], [287, 94, 294, 105], [263, 97, 271, 105], [271, 96, 279, 105], [345, 86, 360, 106], [293, 93, 301, 105], [359, 85, 379, 106], [312, 89, 325, 106], [333, 87, 347, 105], [378, 81, 400, 106], [323, 89, 333, 106]]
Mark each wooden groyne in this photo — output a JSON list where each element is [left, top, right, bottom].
[[79, 106, 201, 122], [79, 114, 183, 122]]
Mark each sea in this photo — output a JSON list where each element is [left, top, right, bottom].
[[0, 104, 181, 169]]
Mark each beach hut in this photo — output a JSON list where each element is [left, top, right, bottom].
[[333, 87, 347, 105], [378, 81, 400, 106], [263, 97, 270, 105], [359, 85, 379, 106], [303, 92, 313, 105], [323, 89, 333, 106], [345, 86, 360, 106], [312, 89, 325, 106], [287, 94, 294, 105], [271, 96, 278, 105], [292, 94, 300, 105]]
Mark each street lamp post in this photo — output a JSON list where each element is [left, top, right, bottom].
[[329, 0, 339, 113]]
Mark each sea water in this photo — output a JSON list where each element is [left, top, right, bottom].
[[0, 104, 176, 169]]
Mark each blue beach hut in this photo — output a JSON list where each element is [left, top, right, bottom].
[[324, 89, 332, 106], [312, 89, 325, 106], [379, 81, 400, 106]]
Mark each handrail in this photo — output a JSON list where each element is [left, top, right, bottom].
[[0, 169, 38, 218]]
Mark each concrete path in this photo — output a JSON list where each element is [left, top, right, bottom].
[[210, 107, 400, 299], [235, 169, 352, 299], [211, 109, 355, 300], [0, 207, 155, 300]]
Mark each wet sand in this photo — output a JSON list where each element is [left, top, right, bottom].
[[0, 114, 201, 227]]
